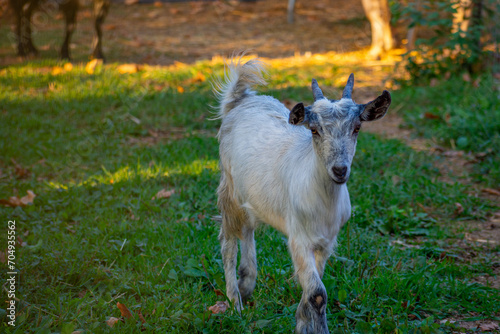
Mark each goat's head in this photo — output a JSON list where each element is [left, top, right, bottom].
[[288, 75, 391, 184]]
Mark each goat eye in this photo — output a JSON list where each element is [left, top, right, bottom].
[[353, 126, 361, 134], [311, 128, 319, 135]]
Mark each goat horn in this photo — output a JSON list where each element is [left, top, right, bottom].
[[311, 79, 325, 101], [342, 73, 355, 99]]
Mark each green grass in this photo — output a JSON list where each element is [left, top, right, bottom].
[[396, 74, 500, 186], [0, 59, 499, 333]]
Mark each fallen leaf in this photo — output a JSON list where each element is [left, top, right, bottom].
[[117, 64, 140, 74], [104, 24, 117, 31], [138, 310, 146, 324], [152, 188, 175, 200], [51, 66, 64, 75], [106, 317, 120, 327], [482, 188, 500, 196], [439, 319, 456, 324], [443, 150, 464, 158], [423, 112, 440, 120], [64, 63, 73, 71], [192, 71, 206, 83], [408, 314, 417, 320], [71, 331, 84, 334], [479, 322, 499, 331], [125, 0, 139, 5], [177, 86, 185, 93], [85, 59, 103, 74], [462, 72, 471, 82], [117, 302, 133, 319], [11, 158, 30, 178], [0, 190, 36, 207], [208, 301, 229, 314], [214, 289, 224, 296], [148, 10, 160, 19], [454, 203, 464, 215], [429, 78, 438, 87], [154, 1, 163, 7]]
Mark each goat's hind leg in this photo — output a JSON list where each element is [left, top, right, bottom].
[[238, 225, 257, 303], [219, 226, 242, 311]]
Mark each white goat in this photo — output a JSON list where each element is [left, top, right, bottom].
[[214, 58, 391, 334]]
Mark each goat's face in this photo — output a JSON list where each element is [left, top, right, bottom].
[[289, 75, 391, 184]]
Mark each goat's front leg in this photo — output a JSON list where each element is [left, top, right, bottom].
[[290, 239, 329, 334], [314, 246, 332, 280], [238, 226, 257, 303], [219, 228, 243, 312]]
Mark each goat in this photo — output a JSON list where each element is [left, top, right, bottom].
[[214, 58, 391, 333], [9, 0, 110, 60]]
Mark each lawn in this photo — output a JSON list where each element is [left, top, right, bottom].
[[0, 54, 499, 334]]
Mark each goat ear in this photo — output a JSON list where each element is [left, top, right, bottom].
[[359, 90, 391, 122], [289, 103, 307, 125]]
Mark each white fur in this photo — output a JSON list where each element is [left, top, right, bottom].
[[215, 58, 353, 334]]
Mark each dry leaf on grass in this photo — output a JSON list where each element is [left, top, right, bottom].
[[11, 158, 30, 178], [177, 86, 185, 93], [479, 322, 499, 331], [152, 189, 175, 200], [423, 112, 440, 120], [191, 71, 206, 83], [85, 59, 103, 74], [443, 150, 464, 158], [106, 317, 121, 327], [482, 188, 500, 196], [138, 310, 146, 324], [214, 289, 224, 296], [0, 190, 36, 207], [117, 302, 133, 319], [454, 203, 464, 215], [208, 301, 229, 314], [51, 66, 64, 75], [117, 64, 141, 74]]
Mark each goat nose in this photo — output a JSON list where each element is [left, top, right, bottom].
[[332, 166, 347, 179]]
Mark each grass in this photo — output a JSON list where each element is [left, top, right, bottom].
[[396, 74, 500, 187], [0, 58, 499, 333]]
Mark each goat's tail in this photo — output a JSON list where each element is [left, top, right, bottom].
[[213, 57, 266, 119]]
